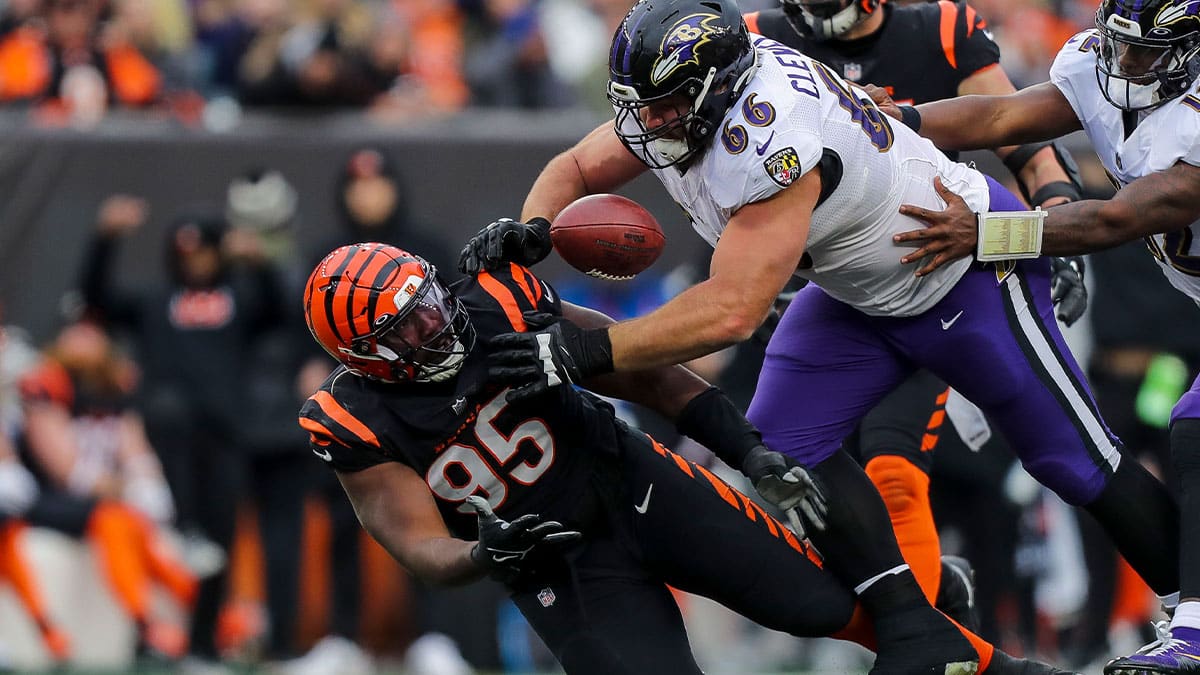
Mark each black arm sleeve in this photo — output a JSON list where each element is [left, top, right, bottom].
[[675, 386, 765, 471]]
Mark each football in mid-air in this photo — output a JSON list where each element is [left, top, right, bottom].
[[550, 194, 665, 281]]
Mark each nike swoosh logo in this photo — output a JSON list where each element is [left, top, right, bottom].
[[312, 447, 333, 462], [940, 310, 964, 330], [634, 483, 654, 514], [492, 553, 521, 563], [755, 131, 776, 156]]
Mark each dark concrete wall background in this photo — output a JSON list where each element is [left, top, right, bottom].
[[0, 112, 717, 341], [0, 112, 1096, 343]]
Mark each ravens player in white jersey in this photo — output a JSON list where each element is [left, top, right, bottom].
[[742, 0, 1090, 642], [457, 0, 1177, 673], [873, 0, 1200, 670]]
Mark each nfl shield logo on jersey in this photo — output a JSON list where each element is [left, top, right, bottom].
[[764, 147, 802, 187], [843, 62, 862, 81], [537, 588, 556, 607]]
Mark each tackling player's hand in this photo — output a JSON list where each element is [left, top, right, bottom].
[[862, 84, 901, 120], [458, 217, 554, 275], [1050, 256, 1087, 327], [895, 176, 979, 276], [741, 445, 827, 539], [467, 495, 581, 585], [488, 312, 613, 403]]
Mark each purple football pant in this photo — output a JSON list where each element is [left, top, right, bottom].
[[748, 176, 1122, 505], [1173, 372, 1200, 423]]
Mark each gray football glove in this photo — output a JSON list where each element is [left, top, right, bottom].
[[741, 445, 827, 539]]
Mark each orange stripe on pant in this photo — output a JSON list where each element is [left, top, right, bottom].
[[656, 437, 808, 554]]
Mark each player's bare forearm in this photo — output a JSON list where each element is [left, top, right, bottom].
[[608, 279, 768, 371], [390, 537, 483, 586], [917, 83, 1080, 150], [1041, 161, 1200, 254], [896, 162, 1200, 275], [565, 302, 710, 418], [337, 465, 485, 586], [521, 122, 645, 222], [607, 189, 812, 370]]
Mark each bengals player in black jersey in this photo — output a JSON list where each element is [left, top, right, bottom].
[[300, 243, 1076, 675], [299, 243, 853, 674]]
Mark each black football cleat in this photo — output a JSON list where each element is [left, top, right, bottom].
[[988, 648, 1082, 675], [936, 555, 981, 633], [869, 603, 980, 675]]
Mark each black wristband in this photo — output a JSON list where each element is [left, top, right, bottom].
[[1030, 181, 1081, 207], [899, 105, 921, 132], [675, 386, 764, 469], [579, 326, 615, 376]]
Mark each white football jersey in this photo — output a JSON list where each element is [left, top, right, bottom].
[[629, 36, 991, 317], [1051, 29, 1200, 304]]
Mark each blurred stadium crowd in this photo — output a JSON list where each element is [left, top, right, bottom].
[[0, 0, 1110, 127], [1, 0, 1199, 674]]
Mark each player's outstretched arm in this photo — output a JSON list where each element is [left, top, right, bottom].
[[337, 462, 580, 587], [458, 122, 646, 275], [957, 67, 1079, 208], [910, 82, 1080, 152], [520, 121, 646, 224], [337, 462, 482, 585], [893, 161, 1200, 275]]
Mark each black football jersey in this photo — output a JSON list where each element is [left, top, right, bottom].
[[298, 264, 625, 540], [746, 1, 1000, 106]]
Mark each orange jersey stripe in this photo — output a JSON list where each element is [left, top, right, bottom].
[[312, 391, 381, 448], [938, 1, 959, 70], [965, 4, 978, 37], [298, 417, 350, 447], [510, 263, 539, 306], [477, 271, 527, 331], [744, 11, 761, 34], [935, 387, 950, 405], [927, 409, 946, 430]]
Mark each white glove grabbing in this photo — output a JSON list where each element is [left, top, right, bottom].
[[0, 460, 38, 516]]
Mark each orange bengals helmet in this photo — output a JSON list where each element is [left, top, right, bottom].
[[304, 243, 474, 383]]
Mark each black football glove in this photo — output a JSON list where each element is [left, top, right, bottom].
[[458, 217, 554, 275], [1050, 256, 1087, 327], [467, 495, 581, 585], [741, 445, 827, 539], [488, 312, 613, 403]]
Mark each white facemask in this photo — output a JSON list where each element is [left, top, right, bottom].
[[1104, 75, 1161, 109]]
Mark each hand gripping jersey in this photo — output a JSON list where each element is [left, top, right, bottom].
[[298, 264, 622, 540], [746, 1, 1000, 105], [1051, 30, 1200, 304], [633, 37, 990, 316]]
